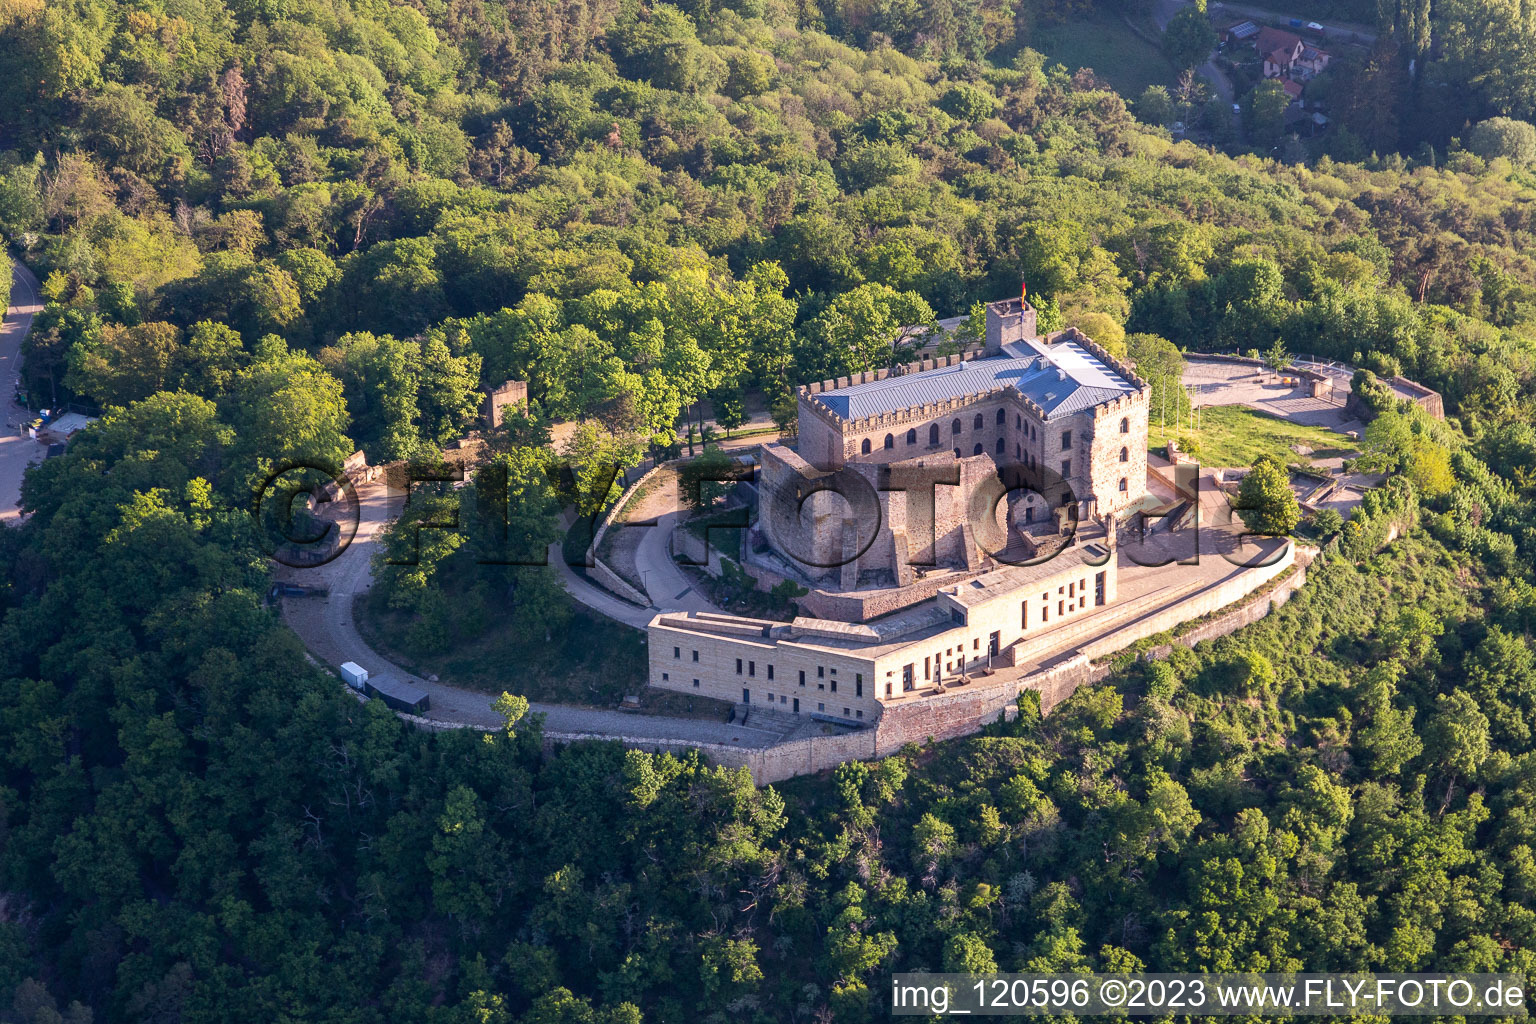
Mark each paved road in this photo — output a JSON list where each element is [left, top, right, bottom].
[[0, 256, 770, 745], [1207, 0, 1378, 43], [0, 259, 46, 522], [552, 537, 657, 628], [280, 474, 786, 746], [637, 509, 717, 611]]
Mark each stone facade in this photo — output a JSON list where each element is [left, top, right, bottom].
[[648, 539, 1117, 724], [793, 325, 1149, 519], [762, 303, 1150, 602], [984, 295, 1039, 353], [643, 541, 1304, 783], [481, 379, 528, 429]]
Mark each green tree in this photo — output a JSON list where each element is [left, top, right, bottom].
[[1468, 116, 1536, 165], [1425, 690, 1490, 806], [1235, 455, 1301, 535], [1137, 84, 1175, 125], [224, 343, 353, 494], [65, 320, 181, 407], [1246, 80, 1291, 150], [1264, 338, 1290, 379], [1163, 7, 1216, 71], [943, 932, 999, 973], [679, 446, 736, 510], [1127, 333, 1189, 433]]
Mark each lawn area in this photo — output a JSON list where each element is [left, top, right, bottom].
[[1162, 405, 1358, 468], [356, 589, 650, 706], [1032, 11, 1176, 99]]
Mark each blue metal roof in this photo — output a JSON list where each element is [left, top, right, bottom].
[[816, 339, 1136, 421]]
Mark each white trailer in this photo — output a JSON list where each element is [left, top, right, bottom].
[[340, 662, 369, 691]]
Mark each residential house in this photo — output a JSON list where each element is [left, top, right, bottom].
[[1256, 26, 1305, 77], [1293, 44, 1330, 79]]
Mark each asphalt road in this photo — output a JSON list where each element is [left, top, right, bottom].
[[630, 472, 724, 614], [1207, 0, 1378, 43], [0, 258, 45, 523], [4, 249, 772, 743]]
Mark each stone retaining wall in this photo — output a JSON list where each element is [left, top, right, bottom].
[[385, 547, 1315, 784], [583, 460, 672, 606]]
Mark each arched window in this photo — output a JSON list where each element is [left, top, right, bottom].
[[860, 438, 871, 455], [1118, 477, 1128, 492], [1120, 446, 1129, 463], [973, 413, 984, 430], [1015, 414, 1022, 428], [951, 419, 961, 436], [953, 448, 961, 458], [973, 443, 984, 455], [1015, 443, 1022, 458], [1120, 417, 1130, 434], [883, 433, 894, 449], [996, 437, 1005, 454], [929, 423, 940, 445], [997, 408, 1007, 425], [906, 428, 917, 445]]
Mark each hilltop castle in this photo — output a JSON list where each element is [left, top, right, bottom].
[[757, 296, 1151, 595], [646, 296, 1163, 728]]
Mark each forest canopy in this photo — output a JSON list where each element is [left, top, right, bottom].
[[3, 0, 1536, 1019]]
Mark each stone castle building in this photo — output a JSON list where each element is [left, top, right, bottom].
[[758, 297, 1151, 593], [646, 295, 1159, 726]]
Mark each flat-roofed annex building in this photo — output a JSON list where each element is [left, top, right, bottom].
[[648, 538, 1117, 723]]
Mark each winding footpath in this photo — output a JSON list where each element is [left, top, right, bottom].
[[279, 471, 787, 747]]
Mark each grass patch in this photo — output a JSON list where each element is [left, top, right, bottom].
[[357, 589, 650, 706], [1032, 10, 1176, 99], [685, 558, 804, 622], [1159, 405, 1357, 469]]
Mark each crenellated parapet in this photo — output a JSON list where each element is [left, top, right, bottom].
[[1089, 388, 1151, 424], [798, 349, 987, 420], [1046, 327, 1151, 395], [828, 387, 1045, 435]]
